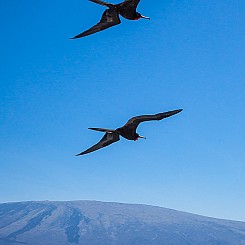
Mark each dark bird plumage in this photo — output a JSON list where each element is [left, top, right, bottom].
[[76, 109, 183, 156], [71, 0, 150, 39]]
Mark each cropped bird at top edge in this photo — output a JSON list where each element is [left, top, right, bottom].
[[70, 0, 150, 39], [76, 109, 183, 156]]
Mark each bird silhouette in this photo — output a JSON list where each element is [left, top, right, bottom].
[[71, 0, 150, 39], [76, 109, 183, 156]]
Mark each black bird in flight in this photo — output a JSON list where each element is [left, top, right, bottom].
[[76, 109, 183, 156], [71, 0, 150, 39]]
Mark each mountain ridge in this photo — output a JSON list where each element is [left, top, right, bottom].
[[0, 200, 244, 245]]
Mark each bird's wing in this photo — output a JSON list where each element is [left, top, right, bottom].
[[71, 8, 121, 39], [76, 132, 120, 156], [122, 109, 183, 131], [120, 0, 141, 11]]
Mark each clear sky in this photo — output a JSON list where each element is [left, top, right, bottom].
[[1, 0, 245, 221]]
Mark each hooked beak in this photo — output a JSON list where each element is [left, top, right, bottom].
[[138, 135, 146, 139], [141, 15, 150, 20]]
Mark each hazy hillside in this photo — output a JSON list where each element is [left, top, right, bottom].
[[0, 201, 245, 245]]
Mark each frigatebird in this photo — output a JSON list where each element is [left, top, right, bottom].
[[76, 109, 182, 156], [71, 0, 150, 39]]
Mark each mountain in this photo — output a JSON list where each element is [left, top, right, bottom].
[[0, 200, 245, 245]]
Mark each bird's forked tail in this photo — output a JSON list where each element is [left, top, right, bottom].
[[89, 0, 113, 7], [88, 127, 115, 133]]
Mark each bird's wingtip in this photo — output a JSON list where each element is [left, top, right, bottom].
[[175, 109, 183, 114], [170, 109, 183, 115], [76, 153, 83, 156]]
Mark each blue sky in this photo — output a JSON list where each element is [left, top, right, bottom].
[[1, 0, 245, 221]]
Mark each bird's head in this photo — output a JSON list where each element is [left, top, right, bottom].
[[134, 133, 146, 141], [134, 12, 150, 20]]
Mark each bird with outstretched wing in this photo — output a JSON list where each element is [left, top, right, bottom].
[[76, 109, 182, 156], [70, 0, 149, 39]]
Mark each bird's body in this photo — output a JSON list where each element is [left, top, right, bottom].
[[89, 0, 138, 20], [76, 109, 183, 156], [71, 0, 150, 39]]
